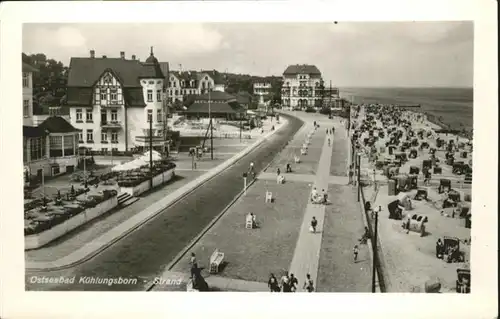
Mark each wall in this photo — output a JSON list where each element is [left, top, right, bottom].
[[23, 72, 34, 126], [25, 195, 118, 250], [127, 107, 145, 150], [120, 168, 175, 196]]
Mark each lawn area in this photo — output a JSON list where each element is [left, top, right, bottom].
[[330, 132, 348, 176], [171, 180, 311, 283], [317, 184, 372, 292], [266, 129, 324, 175]]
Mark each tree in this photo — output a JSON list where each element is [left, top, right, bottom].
[[22, 53, 68, 101]]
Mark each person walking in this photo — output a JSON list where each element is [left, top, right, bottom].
[[189, 252, 198, 278], [277, 167, 281, 176], [289, 274, 298, 292], [268, 273, 280, 292], [281, 272, 290, 292], [303, 274, 314, 292], [353, 245, 359, 262], [310, 216, 318, 233]]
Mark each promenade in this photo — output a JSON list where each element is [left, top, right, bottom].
[[154, 112, 372, 292]]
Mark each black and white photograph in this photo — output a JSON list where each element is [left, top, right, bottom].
[[0, 1, 497, 318]]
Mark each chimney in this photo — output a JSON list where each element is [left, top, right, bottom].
[[102, 55, 107, 58], [120, 51, 125, 59], [132, 55, 136, 60], [90, 50, 95, 58]]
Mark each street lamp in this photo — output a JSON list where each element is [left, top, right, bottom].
[[372, 210, 379, 293]]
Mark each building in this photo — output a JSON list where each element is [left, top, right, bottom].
[[66, 48, 167, 153], [33, 106, 71, 126], [253, 82, 272, 105], [322, 86, 341, 108], [167, 70, 226, 104], [281, 64, 324, 109], [22, 62, 39, 126], [183, 91, 245, 120], [234, 91, 254, 110]]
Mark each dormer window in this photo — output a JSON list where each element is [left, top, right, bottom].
[[205, 76, 208, 80]]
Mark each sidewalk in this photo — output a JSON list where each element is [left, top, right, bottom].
[[25, 118, 289, 271], [288, 119, 333, 291]]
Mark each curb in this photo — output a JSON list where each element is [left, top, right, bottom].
[[26, 118, 290, 272], [145, 116, 305, 291]]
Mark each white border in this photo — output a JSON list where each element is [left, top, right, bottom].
[[0, 1, 497, 318]]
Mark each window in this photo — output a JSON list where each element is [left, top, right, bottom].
[[101, 131, 108, 143], [112, 148, 118, 152], [100, 89, 107, 101], [103, 75, 112, 85], [169, 81, 172, 87], [148, 81, 154, 85], [86, 109, 93, 122], [49, 136, 63, 158], [78, 132, 83, 142], [110, 89, 118, 101], [147, 109, 153, 122], [101, 148, 108, 153], [157, 90, 162, 102], [111, 131, 118, 143], [30, 137, 46, 160], [147, 90, 153, 102], [22, 73, 29, 88], [76, 109, 83, 122], [111, 110, 118, 121], [157, 109, 162, 122], [23, 99, 30, 117], [175, 90, 179, 96], [86, 129, 93, 142]]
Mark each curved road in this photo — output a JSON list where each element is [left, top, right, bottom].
[[26, 114, 304, 291]]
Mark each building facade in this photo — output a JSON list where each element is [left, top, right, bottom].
[[253, 82, 272, 105], [22, 63, 38, 126], [167, 70, 226, 104], [183, 91, 245, 121], [66, 49, 167, 153], [281, 64, 324, 109]]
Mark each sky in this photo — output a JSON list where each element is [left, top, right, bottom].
[[22, 22, 473, 87]]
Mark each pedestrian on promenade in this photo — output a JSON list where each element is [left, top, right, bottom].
[[328, 138, 331, 146], [281, 272, 290, 292], [326, 128, 329, 135], [189, 252, 198, 277], [353, 245, 359, 262], [277, 167, 281, 176], [268, 273, 280, 292], [310, 217, 318, 233], [311, 187, 318, 202], [348, 165, 354, 184], [286, 163, 292, 173], [289, 273, 298, 292], [303, 274, 314, 292], [323, 190, 328, 205]]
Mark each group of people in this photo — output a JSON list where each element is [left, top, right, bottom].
[[310, 187, 328, 204], [268, 272, 314, 292]]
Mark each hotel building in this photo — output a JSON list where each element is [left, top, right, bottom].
[[281, 64, 324, 109], [65, 48, 168, 153], [167, 70, 226, 104]]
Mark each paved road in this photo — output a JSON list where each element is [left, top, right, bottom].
[[25, 114, 304, 291]]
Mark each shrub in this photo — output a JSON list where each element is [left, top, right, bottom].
[[305, 107, 316, 113], [319, 108, 331, 115]]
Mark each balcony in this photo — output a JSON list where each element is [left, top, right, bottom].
[[100, 120, 122, 129], [100, 100, 123, 108]]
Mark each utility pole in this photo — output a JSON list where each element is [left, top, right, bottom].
[[164, 62, 170, 158], [372, 211, 379, 293], [149, 117, 153, 189], [209, 89, 213, 160]]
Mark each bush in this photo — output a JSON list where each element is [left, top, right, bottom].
[[305, 107, 316, 113]]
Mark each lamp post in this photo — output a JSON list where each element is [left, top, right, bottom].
[[372, 210, 379, 293], [209, 89, 214, 160], [357, 154, 361, 202], [149, 117, 153, 189]]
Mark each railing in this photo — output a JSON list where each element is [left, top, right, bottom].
[[101, 120, 122, 128]]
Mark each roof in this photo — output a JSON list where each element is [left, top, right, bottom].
[[196, 91, 236, 102], [235, 92, 253, 105], [66, 56, 163, 107], [185, 101, 244, 114], [38, 116, 81, 133], [22, 62, 39, 73], [283, 64, 322, 76], [159, 62, 169, 80], [201, 70, 226, 85], [23, 126, 47, 138]]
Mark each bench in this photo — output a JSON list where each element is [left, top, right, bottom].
[[245, 214, 257, 229], [209, 249, 224, 274], [265, 191, 273, 203]]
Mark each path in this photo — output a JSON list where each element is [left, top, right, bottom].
[[288, 121, 334, 291]]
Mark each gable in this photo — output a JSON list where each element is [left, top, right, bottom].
[[96, 71, 122, 87]]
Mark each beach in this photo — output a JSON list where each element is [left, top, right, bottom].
[[340, 87, 473, 138]]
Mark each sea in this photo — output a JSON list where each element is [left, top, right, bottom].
[[339, 87, 473, 133]]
